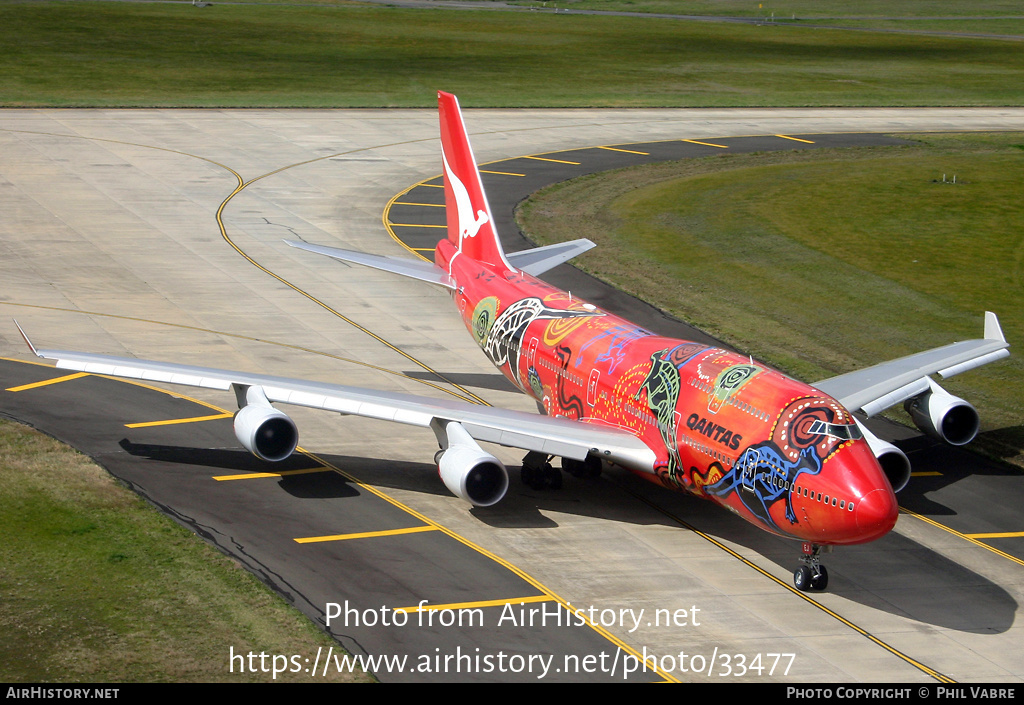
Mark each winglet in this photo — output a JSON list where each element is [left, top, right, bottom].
[[984, 311, 1006, 343], [13, 319, 41, 358]]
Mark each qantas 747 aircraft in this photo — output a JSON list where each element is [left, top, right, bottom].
[[17, 92, 1009, 591]]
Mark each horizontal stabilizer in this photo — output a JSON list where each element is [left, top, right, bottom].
[[506, 239, 596, 276], [285, 240, 455, 289]]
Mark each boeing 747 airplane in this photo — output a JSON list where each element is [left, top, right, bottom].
[[17, 92, 1010, 591]]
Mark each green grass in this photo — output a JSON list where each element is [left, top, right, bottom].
[[496, 0, 1024, 17], [0, 419, 370, 682], [516, 133, 1024, 465], [2, 3, 1024, 107]]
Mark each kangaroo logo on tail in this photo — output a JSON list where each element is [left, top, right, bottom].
[[437, 91, 512, 271], [441, 150, 490, 249]]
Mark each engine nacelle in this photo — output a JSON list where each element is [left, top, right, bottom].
[[434, 421, 508, 507], [438, 445, 509, 507], [856, 420, 911, 493], [904, 379, 980, 447], [233, 403, 299, 462]]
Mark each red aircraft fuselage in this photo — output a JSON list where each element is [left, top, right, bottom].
[[432, 89, 897, 550], [435, 236, 898, 547]]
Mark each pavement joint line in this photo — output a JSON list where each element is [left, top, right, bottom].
[[0, 302, 478, 404]]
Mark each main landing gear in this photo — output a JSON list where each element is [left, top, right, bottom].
[[794, 543, 830, 591], [521, 451, 562, 490], [520, 452, 603, 490]]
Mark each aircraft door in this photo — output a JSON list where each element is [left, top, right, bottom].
[[587, 368, 601, 407]]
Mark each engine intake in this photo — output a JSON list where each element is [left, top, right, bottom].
[[434, 421, 508, 507], [904, 379, 980, 447], [856, 421, 911, 493], [233, 386, 299, 462]]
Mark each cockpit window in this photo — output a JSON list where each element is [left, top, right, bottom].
[[807, 420, 863, 441]]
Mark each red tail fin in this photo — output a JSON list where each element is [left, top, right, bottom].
[[438, 91, 511, 270]]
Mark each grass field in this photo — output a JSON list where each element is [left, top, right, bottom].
[[516, 133, 1024, 466], [500, 0, 1024, 21], [2, 2, 1024, 107], [0, 418, 370, 682]]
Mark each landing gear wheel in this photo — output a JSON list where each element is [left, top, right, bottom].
[[810, 565, 829, 591], [544, 463, 562, 490], [521, 452, 561, 490], [562, 456, 602, 479], [520, 464, 537, 489], [795, 542, 831, 592], [794, 565, 813, 592]]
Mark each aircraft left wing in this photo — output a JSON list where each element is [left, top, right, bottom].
[[813, 311, 1009, 417], [14, 322, 656, 473]]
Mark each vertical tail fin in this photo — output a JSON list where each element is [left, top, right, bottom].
[[438, 91, 512, 271]]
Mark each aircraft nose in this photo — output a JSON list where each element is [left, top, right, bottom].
[[855, 488, 899, 540]]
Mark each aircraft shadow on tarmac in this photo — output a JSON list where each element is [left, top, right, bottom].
[[114, 429, 1018, 634], [894, 429, 1024, 516], [3, 357, 1016, 635]]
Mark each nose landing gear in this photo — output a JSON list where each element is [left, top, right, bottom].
[[794, 543, 830, 591]]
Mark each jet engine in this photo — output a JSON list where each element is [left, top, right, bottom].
[[904, 379, 980, 447], [434, 421, 508, 507], [855, 420, 911, 493], [232, 386, 299, 462]]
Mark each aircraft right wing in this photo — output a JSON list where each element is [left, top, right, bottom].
[[813, 311, 1009, 418]]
